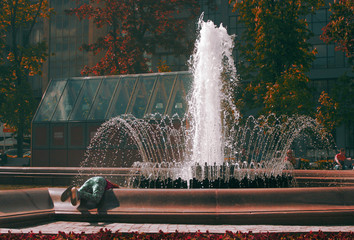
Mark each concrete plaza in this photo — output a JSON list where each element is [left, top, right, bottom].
[[1, 221, 353, 234]]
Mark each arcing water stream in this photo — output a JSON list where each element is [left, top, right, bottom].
[[75, 18, 335, 188]]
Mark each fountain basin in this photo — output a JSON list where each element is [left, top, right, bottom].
[[1, 187, 353, 227]]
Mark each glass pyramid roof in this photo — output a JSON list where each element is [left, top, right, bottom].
[[33, 71, 192, 122]]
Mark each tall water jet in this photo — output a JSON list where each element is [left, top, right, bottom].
[[187, 17, 238, 166]]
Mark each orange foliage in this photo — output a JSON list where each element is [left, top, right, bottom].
[[316, 91, 338, 131]]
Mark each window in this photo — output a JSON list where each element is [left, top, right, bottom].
[[148, 75, 175, 115], [52, 125, 66, 146], [128, 76, 155, 118], [88, 78, 119, 120], [107, 77, 137, 118], [167, 74, 192, 117], [34, 80, 67, 121], [308, 8, 328, 37], [69, 78, 101, 121], [52, 79, 83, 121]]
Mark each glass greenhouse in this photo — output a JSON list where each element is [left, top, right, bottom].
[[32, 71, 192, 167]]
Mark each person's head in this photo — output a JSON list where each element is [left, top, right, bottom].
[[340, 148, 345, 154], [286, 149, 293, 156]]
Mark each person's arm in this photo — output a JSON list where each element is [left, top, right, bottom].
[[335, 154, 342, 166]]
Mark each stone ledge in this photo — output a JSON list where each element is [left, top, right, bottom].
[[52, 187, 354, 225], [0, 188, 54, 227], [0, 187, 353, 227]]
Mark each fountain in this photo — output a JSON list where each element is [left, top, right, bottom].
[[76, 17, 335, 189], [1, 17, 353, 228]]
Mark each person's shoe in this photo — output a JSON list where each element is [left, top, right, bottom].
[[71, 187, 78, 206], [60, 185, 73, 202]]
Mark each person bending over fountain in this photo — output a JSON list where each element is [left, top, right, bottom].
[[61, 176, 120, 206]]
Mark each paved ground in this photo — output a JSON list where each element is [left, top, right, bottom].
[[0, 221, 353, 234]]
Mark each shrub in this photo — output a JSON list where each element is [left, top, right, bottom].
[[0, 229, 353, 240]]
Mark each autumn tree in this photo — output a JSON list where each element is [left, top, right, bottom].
[[229, 0, 324, 116], [316, 73, 353, 134], [315, 91, 338, 131], [0, 0, 53, 157], [0, 1, 7, 110], [321, 0, 354, 65], [319, 1, 353, 132], [67, 0, 200, 76], [157, 60, 171, 72]]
